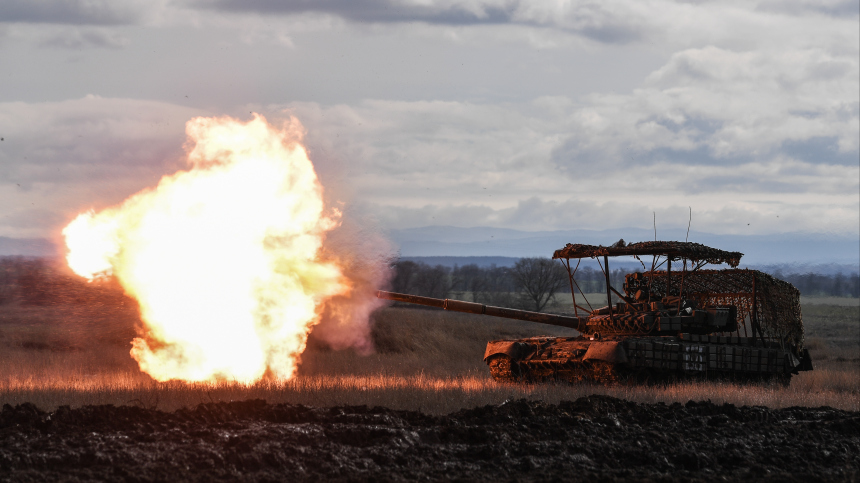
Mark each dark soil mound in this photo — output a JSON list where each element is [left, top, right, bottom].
[[1, 396, 858, 482]]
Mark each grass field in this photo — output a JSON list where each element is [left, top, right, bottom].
[[1, 295, 857, 414]]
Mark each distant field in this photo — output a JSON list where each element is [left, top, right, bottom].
[[801, 296, 860, 306], [0, 296, 857, 414]]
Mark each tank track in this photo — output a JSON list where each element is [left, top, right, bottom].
[[487, 355, 623, 384], [486, 355, 792, 386]]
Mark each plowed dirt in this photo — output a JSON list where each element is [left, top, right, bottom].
[[1, 396, 858, 482]]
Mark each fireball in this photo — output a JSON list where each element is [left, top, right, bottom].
[[63, 114, 350, 382]]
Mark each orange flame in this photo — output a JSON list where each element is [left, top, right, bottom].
[[63, 114, 351, 382]]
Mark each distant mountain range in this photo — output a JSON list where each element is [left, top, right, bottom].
[[4, 226, 858, 274], [389, 226, 859, 274], [0, 237, 58, 257], [400, 256, 858, 276]]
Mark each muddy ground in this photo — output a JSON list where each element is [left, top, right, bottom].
[[1, 396, 857, 482]]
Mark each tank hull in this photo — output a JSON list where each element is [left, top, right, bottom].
[[485, 334, 809, 385]]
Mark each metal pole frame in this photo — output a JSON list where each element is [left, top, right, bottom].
[[597, 255, 614, 324], [562, 258, 593, 315]]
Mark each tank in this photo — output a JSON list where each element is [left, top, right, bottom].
[[378, 240, 813, 385]]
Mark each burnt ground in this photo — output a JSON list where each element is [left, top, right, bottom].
[[0, 396, 857, 482]]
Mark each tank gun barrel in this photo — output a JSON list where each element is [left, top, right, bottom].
[[377, 290, 586, 331]]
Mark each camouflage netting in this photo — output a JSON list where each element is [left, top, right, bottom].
[[553, 241, 743, 268], [625, 269, 804, 350]]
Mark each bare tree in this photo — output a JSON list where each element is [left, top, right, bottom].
[[412, 264, 451, 299], [478, 266, 518, 307], [451, 264, 487, 302], [390, 260, 420, 294], [390, 260, 451, 298], [510, 257, 569, 312]]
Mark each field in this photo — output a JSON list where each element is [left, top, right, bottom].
[[1, 293, 857, 414], [1, 294, 858, 481]]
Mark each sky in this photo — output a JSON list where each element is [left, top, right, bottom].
[[0, 0, 858, 249]]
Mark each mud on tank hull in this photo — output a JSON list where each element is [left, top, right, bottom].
[[484, 335, 810, 385]]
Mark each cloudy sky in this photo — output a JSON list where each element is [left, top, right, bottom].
[[1, 0, 858, 247]]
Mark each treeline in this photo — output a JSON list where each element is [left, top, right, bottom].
[[390, 259, 633, 312], [1, 257, 856, 312], [771, 270, 860, 298], [390, 260, 860, 306], [0, 257, 129, 306]]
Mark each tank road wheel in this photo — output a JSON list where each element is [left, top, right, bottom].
[[487, 355, 521, 382]]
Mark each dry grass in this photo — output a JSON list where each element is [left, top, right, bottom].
[[1, 297, 857, 414], [2, 371, 856, 416], [801, 304, 860, 362]]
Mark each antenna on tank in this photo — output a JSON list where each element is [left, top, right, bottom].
[[686, 207, 692, 242], [653, 212, 657, 241], [650, 212, 657, 295]]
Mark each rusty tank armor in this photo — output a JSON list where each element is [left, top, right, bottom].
[[378, 240, 812, 385]]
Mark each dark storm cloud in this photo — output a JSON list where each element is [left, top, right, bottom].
[[679, 172, 809, 195], [642, 116, 724, 138], [577, 22, 642, 44], [780, 137, 859, 166], [552, 114, 735, 171], [551, 134, 858, 194], [550, 124, 858, 195], [194, 0, 516, 24], [757, 0, 860, 18], [549, 135, 731, 179], [0, 1, 146, 25], [191, 0, 645, 43]]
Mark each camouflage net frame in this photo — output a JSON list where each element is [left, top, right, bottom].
[[625, 269, 804, 350], [554, 241, 743, 267]]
